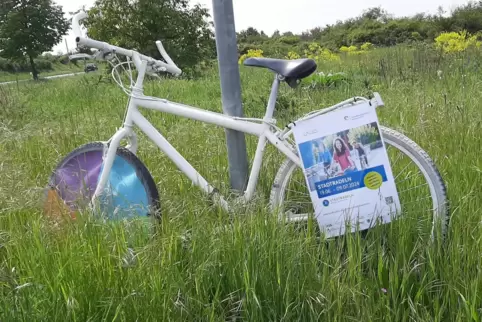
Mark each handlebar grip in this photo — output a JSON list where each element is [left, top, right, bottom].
[[155, 41, 174, 66], [72, 11, 88, 39], [155, 40, 182, 76], [163, 63, 182, 76]]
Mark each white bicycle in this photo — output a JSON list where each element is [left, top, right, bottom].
[[44, 11, 448, 237]]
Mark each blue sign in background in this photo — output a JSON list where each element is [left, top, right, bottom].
[[298, 141, 315, 169], [315, 165, 388, 198], [298, 141, 333, 169]]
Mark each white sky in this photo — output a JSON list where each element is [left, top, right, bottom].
[[53, 0, 471, 54]]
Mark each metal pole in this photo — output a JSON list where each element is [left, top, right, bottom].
[[212, 0, 249, 192]]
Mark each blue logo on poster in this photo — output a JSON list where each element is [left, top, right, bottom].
[[323, 200, 330, 207]]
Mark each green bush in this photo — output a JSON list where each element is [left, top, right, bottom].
[[278, 36, 301, 45], [0, 57, 53, 73], [301, 72, 349, 89], [370, 140, 383, 150], [34, 59, 53, 71], [234, 2, 482, 55], [41, 53, 59, 63], [0, 58, 18, 72]]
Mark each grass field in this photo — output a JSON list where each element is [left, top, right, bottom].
[[0, 63, 84, 83], [1, 45, 481, 321]]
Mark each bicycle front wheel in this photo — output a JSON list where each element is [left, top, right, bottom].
[[269, 126, 449, 237], [44, 142, 160, 221]]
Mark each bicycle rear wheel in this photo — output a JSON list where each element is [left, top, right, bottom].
[[269, 126, 449, 238], [44, 142, 159, 221]]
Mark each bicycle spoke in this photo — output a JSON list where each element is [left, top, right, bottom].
[[394, 161, 414, 181], [387, 146, 405, 167], [399, 182, 429, 194], [396, 172, 425, 185], [399, 195, 433, 205]]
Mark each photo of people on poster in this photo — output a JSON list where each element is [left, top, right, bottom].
[[298, 122, 383, 192]]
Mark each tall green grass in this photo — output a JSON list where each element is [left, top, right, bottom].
[[0, 62, 84, 83], [1, 45, 481, 320]]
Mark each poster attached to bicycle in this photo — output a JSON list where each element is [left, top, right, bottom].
[[292, 101, 401, 237]]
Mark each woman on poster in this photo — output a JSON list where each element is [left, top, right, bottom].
[[332, 137, 357, 175]]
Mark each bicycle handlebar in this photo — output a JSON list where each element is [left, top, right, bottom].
[[71, 11, 182, 76]]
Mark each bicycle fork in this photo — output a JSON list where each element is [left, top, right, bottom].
[[90, 127, 133, 206]]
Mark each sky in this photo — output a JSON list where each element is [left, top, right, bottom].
[[53, 0, 471, 54]]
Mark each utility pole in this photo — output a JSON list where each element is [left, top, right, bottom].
[[212, 0, 249, 192]]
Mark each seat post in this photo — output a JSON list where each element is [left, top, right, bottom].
[[264, 74, 281, 121]]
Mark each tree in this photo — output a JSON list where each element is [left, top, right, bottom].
[[451, 1, 482, 33], [239, 27, 260, 38], [361, 7, 389, 22], [85, 0, 215, 71], [0, 0, 69, 80], [308, 27, 323, 39], [238, 27, 259, 42]]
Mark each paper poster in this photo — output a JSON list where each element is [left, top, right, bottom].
[[292, 101, 401, 237]]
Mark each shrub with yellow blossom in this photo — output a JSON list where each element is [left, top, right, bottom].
[[303, 42, 340, 62], [285, 51, 301, 59], [360, 42, 374, 51], [238, 49, 264, 64], [340, 45, 358, 53], [340, 43, 373, 55], [434, 31, 481, 53]]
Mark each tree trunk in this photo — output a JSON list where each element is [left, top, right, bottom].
[[28, 55, 38, 80]]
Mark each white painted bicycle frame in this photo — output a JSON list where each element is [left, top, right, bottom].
[[92, 60, 383, 212], [70, 11, 384, 212], [92, 55, 303, 211]]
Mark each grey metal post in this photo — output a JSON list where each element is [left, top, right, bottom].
[[212, 0, 249, 192]]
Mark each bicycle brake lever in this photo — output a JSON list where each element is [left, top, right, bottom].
[[68, 53, 94, 61], [145, 65, 162, 79], [146, 63, 167, 79]]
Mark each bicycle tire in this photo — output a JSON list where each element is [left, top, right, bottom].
[[43, 141, 160, 221], [269, 126, 449, 238]]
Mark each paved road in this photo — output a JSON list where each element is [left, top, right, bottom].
[[0, 72, 85, 86]]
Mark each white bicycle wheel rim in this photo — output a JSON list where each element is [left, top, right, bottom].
[[270, 127, 448, 236]]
